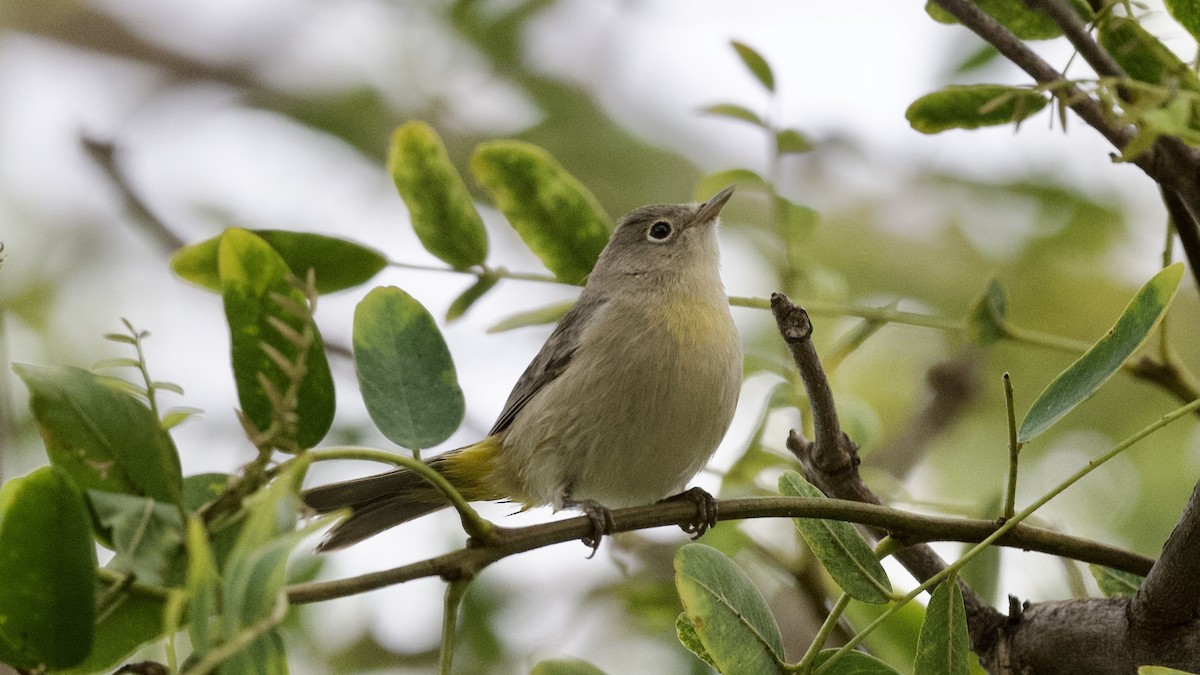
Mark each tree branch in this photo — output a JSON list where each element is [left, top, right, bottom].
[[768, 293, 1007, 651], [1129, 476, 1200, 634], [285, 495, 1151, 604], [932, 0, 1200, 294]]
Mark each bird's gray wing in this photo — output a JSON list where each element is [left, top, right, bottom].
[[488, 293, 606, 436]]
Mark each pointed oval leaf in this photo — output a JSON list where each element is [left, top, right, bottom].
[[0, 467, 97, 668], [1099, 17, 1200, 92], [914, 578, 970, 675], [1139, 667, 1198, 675], [693, 169, 768, 202], [487, 299, 575, 333], [186, 516, 221, 657], [470, 141, 611, 284], [446, 273, 499, 322], [354, 286, 464, 448], [1089, 564, 1144, 598], [778, 472, 891, 604], [389, 121, 489, 269], [907, 85, 1048, 134], [775, 195, 818, 239], [814, 649, 903, 674], [183, 473, 232, 512], [731, 41, 775, 91], [56, 593, 165, 675], [675, 612, 719, 669], [776, 128, 813, 155], [219, 229, 335, 449], [89, 491, 184, 587], [700, 103, 766, 127], [221, 458, 319, 674], [13, 364, 183, 504], [954, 44, 1003, 75], [1165, 0, 1200, 44], [924, 0, 1092, 40], [172, 230, 387, 294], [1018, 263, 1184, 442], [674, 543, 786, 675], [530, 659, 609, 675]]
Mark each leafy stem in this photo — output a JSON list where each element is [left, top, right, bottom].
[[814, 395, 1200, 672]]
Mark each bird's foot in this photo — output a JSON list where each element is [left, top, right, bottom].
[[564, 498, 615, 558], [659, 487, 718, 540]]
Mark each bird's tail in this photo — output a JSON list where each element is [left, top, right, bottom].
[[302, 438, 503, 551]]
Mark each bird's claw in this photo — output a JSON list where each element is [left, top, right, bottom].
[[661, 487, 718, 540], [569, 499, 615, 558]]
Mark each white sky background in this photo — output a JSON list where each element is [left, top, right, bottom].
[[0, 0, 1192, 671]]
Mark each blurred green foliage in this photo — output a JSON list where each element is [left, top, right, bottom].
[[1, 0, 1199, 673]]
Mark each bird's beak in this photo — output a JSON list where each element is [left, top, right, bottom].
[[690, 185, 736, 227]]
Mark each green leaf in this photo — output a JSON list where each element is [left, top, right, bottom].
[[354, 286, 464, 448], [731, 40, 775, 91], [814, 649, 903, 674], [57, 593, 166, 675], [220, 457, 319, 674], [89, 491, 184, 587], [675, 612, 719, 669], [219, 228, 335, 449], [953, 43, 1002, 75], [183, 472, 232, 512], [161, 407, 202, 430], [530, 658, 609, 675], [778, 472, 891, 604], [1089, 564, 1145, 598], [1018, 263, 1184, 442], [1099, 16, 1200, 92], [0, 467, 97, 668], [487, 300, 575, 333], [775, 195, 819, 239], [186, 516, 221, 658], [172, 229, 387, 294], [1139, 667, 1198, 675], [389, 121, 489, 269], [446, 273, 499, 322], [914, 577, 970, 675], [907, 85, 1048, 134], [693, 169, 768, 202], [924, 0, 1093, 40], [1165, 0, 1200, 44], [14, 364, 183, 505], [967, 278, 1010, 345], [471, 141, 611, 284], [674, 543, 786, 675], [776, 128, 813, 154], [700, 103, 766, 127]]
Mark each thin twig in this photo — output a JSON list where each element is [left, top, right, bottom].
[[286, 493, 1153, 605]]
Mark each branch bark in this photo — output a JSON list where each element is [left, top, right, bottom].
[[284, 494, 1150, 604], [769, 293, 1200, 673], [932, 0, 1200, 293], [769, 293, 1007, 651]]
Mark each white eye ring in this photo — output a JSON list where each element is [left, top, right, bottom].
[[647, 221, 672, 241]]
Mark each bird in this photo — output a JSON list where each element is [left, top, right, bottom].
[[303, 185, 743, 552]]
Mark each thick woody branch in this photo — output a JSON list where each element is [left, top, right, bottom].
[[769, 293, 1007, 650], [1130, 478, 1200, 634]]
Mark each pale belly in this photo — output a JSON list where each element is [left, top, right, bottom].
[[497, 299, 742, 508]]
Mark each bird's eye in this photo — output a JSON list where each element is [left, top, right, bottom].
[[648, 221, 672, 241]]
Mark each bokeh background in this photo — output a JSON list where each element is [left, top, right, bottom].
[[2, 0, 1199, 672]]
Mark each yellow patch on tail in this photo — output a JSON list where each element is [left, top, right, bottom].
[[438, 436, 509, 502]]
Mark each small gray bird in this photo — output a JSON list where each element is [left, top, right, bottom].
[[303, 186, 743, 551]]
